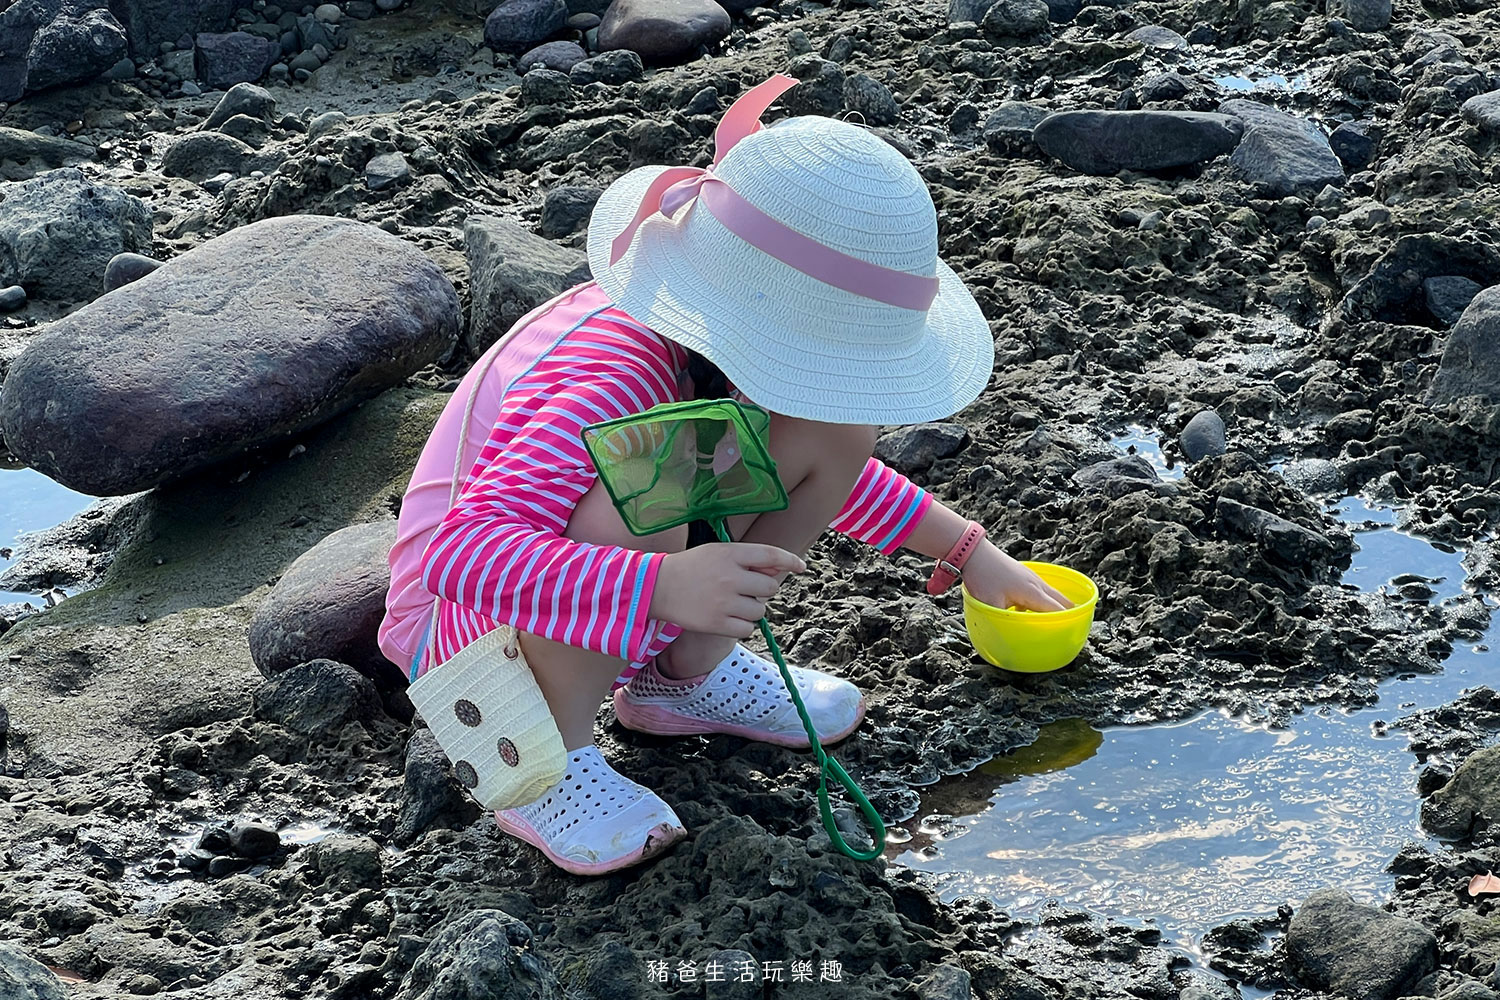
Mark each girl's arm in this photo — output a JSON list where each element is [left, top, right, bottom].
[[419, 372, 680, 665], [831, 457, 1072, 612]]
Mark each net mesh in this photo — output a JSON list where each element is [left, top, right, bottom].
[[582, 399, 788, 537]]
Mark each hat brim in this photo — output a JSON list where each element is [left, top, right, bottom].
[[585, 165, 996, 426]]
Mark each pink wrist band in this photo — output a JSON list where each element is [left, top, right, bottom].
[[927, 521, 985, 596]]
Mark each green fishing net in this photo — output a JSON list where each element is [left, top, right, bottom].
[[582, 398, 887, 862], [582, 398, 789, 537]]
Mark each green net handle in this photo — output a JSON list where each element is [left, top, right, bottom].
[[713, 521, 887, 861]]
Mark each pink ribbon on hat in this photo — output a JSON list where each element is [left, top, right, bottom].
[[608, 73, 940, 313]]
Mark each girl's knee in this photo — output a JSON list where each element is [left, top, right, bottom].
[[564, 478, 687, 552]]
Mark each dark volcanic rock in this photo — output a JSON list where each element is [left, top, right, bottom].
[[0, 167, 152, 301], [160, 130, 254, 182], [784, 54, 843, 116], [843, 72, 900, 126], [103, 251, 162, 291], [983, 101, 1048, 154], [1125, 24, 1188, 49], [516, 39, 585, 73], [597, 0, 730, 64], [1221, 99, 1344, 196], [568, 48, 641, 85], [1329, 120, 1378, 172], [980, 0, 1049, 41], [248, 521, 400, 684], [396, 728, 479, 843], [1425, 275, 1482, 327], [1421, 745, 1500, 839], [23, 6, 126, 92], [539, 184, 601, 238], [228, 819, 280, 857], [395, 909, 561, 1000], [1215, 497, 1336, 564], [1287, 888, 1437, 1000], [947, 0, 996, 23], [1179, 410, 1227, 462], [483, 0, 566, 55], [203, 81, 276, 130], [108, 0, 235, 56], [1461, 91, 1500, 136], [194, 30, 276, 89], [0, 126, 93, 172], [1328, 0, 1390, 31], [464, 215, 590, 353], [253, 659, 386, 736], [0, 943, 66, 999], [0, 216, 458, 496], [1033, 110, 1243, 175], [1429, 285, 1500, 405], [875, 422, 969, 473]]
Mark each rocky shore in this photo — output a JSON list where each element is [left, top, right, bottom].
[[1, 0, 1499, 996]]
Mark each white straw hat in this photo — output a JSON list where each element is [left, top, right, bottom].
[[585, 77, 994, 426]]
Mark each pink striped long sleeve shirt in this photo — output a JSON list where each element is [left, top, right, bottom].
[[417, 294, 932, 689]]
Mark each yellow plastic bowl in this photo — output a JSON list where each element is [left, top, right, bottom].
[[962, 562, 1099, 673]]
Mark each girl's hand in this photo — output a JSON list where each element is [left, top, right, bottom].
[[961, 544, 1074, 612], [650, 543, 806, 637]]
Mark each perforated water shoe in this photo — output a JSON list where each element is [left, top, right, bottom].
[[494, 744, 686, 876], [613, 644, 865, 748]]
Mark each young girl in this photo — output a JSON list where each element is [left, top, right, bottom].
[[378, 75, 1071, 877]]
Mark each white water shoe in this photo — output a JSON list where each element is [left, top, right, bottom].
[[494, 744, 686, 876], [613, 644, 865, 749]]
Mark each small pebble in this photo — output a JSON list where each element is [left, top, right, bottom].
[[314, 1, 341, 19], [208, 854, 254, 877], [1138, 210, 1164, 231], [1306, 215, 1328, 231]]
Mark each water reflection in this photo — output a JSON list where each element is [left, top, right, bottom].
[[892, 486, 1494, 954], [0, 466, 96, 605]]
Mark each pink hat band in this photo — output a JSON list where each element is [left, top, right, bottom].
[[607, 74, 940, 313]]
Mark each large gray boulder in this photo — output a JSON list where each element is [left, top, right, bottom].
[[0, 126, 94, 174], [107, 0, 236, 55], [1221, 100, 1345, 196], [193, 30, 276, 89], [0, 944, 67, 1000], [247, 520, 399, 684], [597, 0, 730, 64], [464, 215, 590, 354], [1421, 745, 1500, 839], [482, 0, 566, 55], [0, 167, 152, 301], [395, 910, 561, 1000], [1286, 888, 1437, 1000], [1428, 286, 1500, 406], [980, 0, 1050, 41], [1033, 110, 1243, 175], [160, 131, 254, 182], [0, 216, 458, 496], [1461, 91, 1500, 136], [23, 6, 126, 92]]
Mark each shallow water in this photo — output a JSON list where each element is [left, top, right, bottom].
[[0, 466, 95, 606], [1110, 425, 1185, 481], [1213, 71, 1312, 94], [890, 438, 1495, 964]]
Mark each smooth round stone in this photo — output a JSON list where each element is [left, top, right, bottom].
[[517, 39, 586, 73], [0, 285, 25, 311], [314, 2, 342, 19], [565, 11, 598, 27]]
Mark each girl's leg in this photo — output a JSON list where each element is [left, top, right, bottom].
[[523, 415, 875, 743], [656, 417, 877, 679], [521, 490, 686, 751]]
